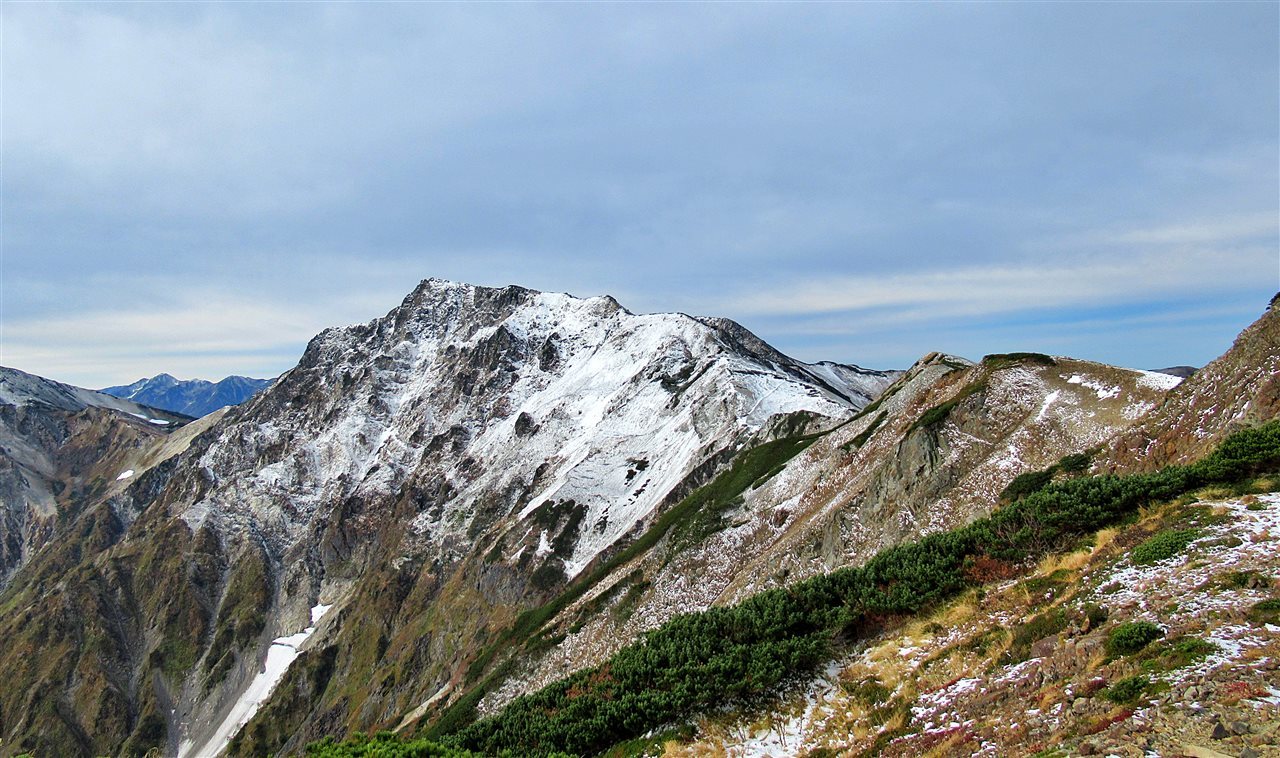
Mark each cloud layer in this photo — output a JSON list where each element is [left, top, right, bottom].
[[4, 3, 1277, 386]]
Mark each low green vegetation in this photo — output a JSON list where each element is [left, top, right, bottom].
[[1004, 608, 1068, 663], [306, 732, 480, 757], [1137, 636, 1217, 672], [840, 675, 892, 707], [1057, 451, 1094, 474], [1001, 451, 1098, 502], [910, 379, 987, 432], [597, 725, 694, 758], [1001, 469, 1056, 502], [1102, 674, 1151, 704], [1218, 569, 1272, 590], [1248, 597, 1280, 625], [848, 411, 888, 449], [1131, 529, 1200, 565], [311, 420, 1280, 758], [981, 352, 1057, 369], [1081, 602, 1109, 629], [1106, 621, 1164, 657]]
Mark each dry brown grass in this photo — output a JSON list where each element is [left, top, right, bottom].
[[881, 706, 908, 733], [1037, 548, 1092, 576], [1091, 526, 1120, 553], [933, 591, 979, 627]]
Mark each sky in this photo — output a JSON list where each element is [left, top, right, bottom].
[[2, 2, 1277, 388]]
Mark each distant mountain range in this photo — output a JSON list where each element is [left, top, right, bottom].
[[101, 373, 274, 417]]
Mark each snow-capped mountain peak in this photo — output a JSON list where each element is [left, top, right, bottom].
[[191, 280, 895, 576]]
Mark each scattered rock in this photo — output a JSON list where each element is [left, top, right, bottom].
[[1212, 721, 1231, 740], [1180, 744, 1236, 758]]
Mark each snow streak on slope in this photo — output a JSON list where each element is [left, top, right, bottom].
[[180, 603, 333, 758]]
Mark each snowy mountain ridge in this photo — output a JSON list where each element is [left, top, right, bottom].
[[184, 278, 895, 573], [9, 280, 1267, 758]]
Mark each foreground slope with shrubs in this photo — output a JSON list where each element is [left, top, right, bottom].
[[675, 490, 1280, 756], [310, 421, 1280, 756]]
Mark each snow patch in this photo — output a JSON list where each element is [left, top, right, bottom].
[[179, 602, 333, 758], [116, 469, 134, 481], [1066, 375, 1120, 400], [1035, 390, 1061, 422], [1136, 370, 1184, 391]]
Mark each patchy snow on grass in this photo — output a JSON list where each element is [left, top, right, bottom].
[[1066, 374, 1121, 400], [680, 492, 1280, 757]]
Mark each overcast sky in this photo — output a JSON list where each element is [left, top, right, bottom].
[[3, 2, 1277, 388]]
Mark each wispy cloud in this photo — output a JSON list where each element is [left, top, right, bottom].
[[4, 3, 1276, 385], [1, 287, 400, 387], [719, 216, 1275, 322]]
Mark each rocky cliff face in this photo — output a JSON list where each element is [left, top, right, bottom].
[[0, 280, 894, 757]]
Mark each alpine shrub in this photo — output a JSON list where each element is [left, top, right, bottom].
[[1107, 621, 1164, 656]]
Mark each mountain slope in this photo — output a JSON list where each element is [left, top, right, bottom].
[[101, 374, 274, 418], [4, 282, 1261, 758], [0, 366, 191, 586], [1101, 296, 1280, 473], [0, 279, 895, 758], [674, 490, 1280, 757], [628, 298, 1280, 758], [468, 352, 1183, 721]]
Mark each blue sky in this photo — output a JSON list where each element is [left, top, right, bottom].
[[3, 2, 1277, 387]]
